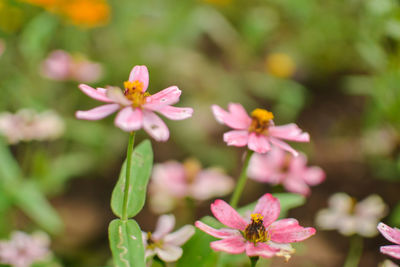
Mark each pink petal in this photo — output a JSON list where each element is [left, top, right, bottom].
[[156, 106, 193, 120], [245, 242, 279, 258], [195, 221, 241, 239], [164, 225, 195, 246], [142, 111, 169, 141], [381, 245, 400, 259], [269, 218, 316, 243], [378, 223, 400, 245], [211, 104, 251, 130], [155, 244, 182, 262], [283, 177, 310, 196], [144, 86, 181, 109], [128, 65, 149, 92], [269, 123, 310, 142], [247, 150, 285, 184], [189, 170, 234, 200], [75, 104, 119, 120], [211, 199, 247, 231], [152, 214, 175, 240], [114, 107, 143, 132], [270, 137, 299, 156], [223, 130, 249, 147], [248, 133, 271, 153], [105, 86, 131, 106], [151, 162, 187, 197], [253, 194, 280, 227], [210, 236, 246, 254], [303, 166, 325, 185], [78, 84, 112, 103]]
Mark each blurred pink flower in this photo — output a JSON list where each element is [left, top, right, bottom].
[[0, 231, 50, 267], [142, 214, 195, 262], [316, 193, 387, 237], [378, 223, 400, 260], [0, 109, 65, 144], [149, 158, 234, 213], [195, 193, 315, 260], [211, 104, 309, 155], [76, 65, 193, 141], [41, 50, 103, 83], [247, 148, 325, 196]]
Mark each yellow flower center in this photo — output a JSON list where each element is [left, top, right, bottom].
[[123, 80, 150, 108], [248, 109, 274, 135], [146, 232, 163, 250], [183, 158, 202, 184], [244, 213, 269, 244]]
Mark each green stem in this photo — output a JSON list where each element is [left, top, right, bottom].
[[229, 150, 254, 208], [343, 235, 363, 267], [250, 256, 259, 267], [121, 132, 136, 221], [154, 256, 167, 266]]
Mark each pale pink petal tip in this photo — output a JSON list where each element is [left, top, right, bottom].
[[128, 65, 149, 91], [75, 104, 119, 120], [78, 84, 111, 103], [114, 107, 143, 132], [380, 245, 400, 259], [378, 223, 400, 245]]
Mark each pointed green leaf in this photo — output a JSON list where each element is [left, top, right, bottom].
[[108, 219, 145, 267], [111, 140, 153, 218]]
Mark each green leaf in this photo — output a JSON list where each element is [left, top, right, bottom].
[[11, 181, 63, 234], [108, 219, 145, 267], [111, 140, 153, 218]]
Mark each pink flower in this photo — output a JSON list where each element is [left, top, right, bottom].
[[41, 50, 103, 83], [247, 148, 325, 196], [75, 65, 193, 141], [142, 214, 195, 262], [211, 104, 309, 155], [149, 158, 234, 213], [0, 231, 50, 267], [195, 193, 316, 260], [378, 223, 400, 260]]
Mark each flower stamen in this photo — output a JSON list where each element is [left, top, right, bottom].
[[123, 80, 150, 108], [248, 109, 274, 134], [244, 213, 269, 244]]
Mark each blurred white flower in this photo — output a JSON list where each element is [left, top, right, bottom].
[[149, 158, 234, 213], [315, 193, 387, 237], [379, 259, 399, 267], [0, 109, 65, 144], [142, 214, 195, 262], [41, 50, 103, 83], [0, 231, 50, 267]]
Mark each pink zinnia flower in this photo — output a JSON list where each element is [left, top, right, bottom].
[[378, 222, 400, 260], [247, 148, 325, 196], [149, 158, 234, 213], [195, 193, 316, 260], [0, 231, 50, 267], [211, 103, 309, 155], [142, 214, 195, 262], [41, 50, 103, 83], [75, 65, 193, 141]]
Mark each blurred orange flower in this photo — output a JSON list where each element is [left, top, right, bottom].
[[265, 53, 296, 79]]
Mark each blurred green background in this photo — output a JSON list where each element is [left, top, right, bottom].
[[1, 0, 400, 266]]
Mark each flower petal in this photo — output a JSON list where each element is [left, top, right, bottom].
[[152, 214, 175, 241], [212, 104, 251, 130], [269, 123, 310, 142], [270, 137, 299, 156], [195, 221, 241, 239], [210, 236, 246, 254], [189, 170, 234, 200], [378, 223, 400, 245], [283, 177, 310, 196], [156, 244, 183, 262], [223, 130, 249, 147], [114, 107, 143, 132], [248, 133, 271, 153], [144, 86, 181, 109], [253, 193, 280, 227], [156, 106, 193, 120], [105, 86, 131, 106], [128, 65, 149, 92], [245, 242, 279, 258], [142, 111, 169, 141], [303, 166, 325, 185], [78, 84, 112, 103], [75, 104, 119, 120], [211, 199, 247, 231], [381, 245, 400, 260], [270, 218, 316, 243], [164, 225, 195, 246]]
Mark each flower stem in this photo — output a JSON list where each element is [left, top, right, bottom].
[[250, 256, 259, 267], [121, 131, 136, 221], [343, 235, 363, 267], [230, 150, 254, 208]]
